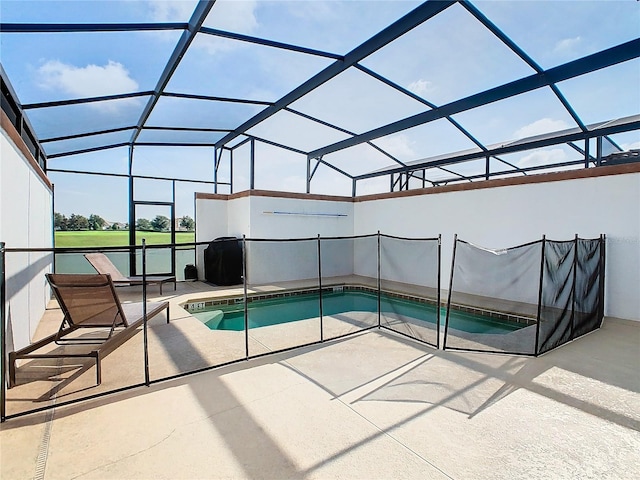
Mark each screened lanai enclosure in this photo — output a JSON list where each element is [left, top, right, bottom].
[[1, 0, 639, 421], [2, 0, 639, 207]]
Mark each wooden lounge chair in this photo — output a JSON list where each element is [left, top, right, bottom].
[[84, 252, 176, 295], [8, 273, 170, 388]]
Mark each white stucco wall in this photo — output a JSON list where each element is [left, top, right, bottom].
[[247, 196, 353, 239], [354, 173, 640, 321], [1, 130, 54, 352]]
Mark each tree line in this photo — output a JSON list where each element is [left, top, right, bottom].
[[55, 213, 195, 232]]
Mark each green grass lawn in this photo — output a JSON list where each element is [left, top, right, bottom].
[[55, 230, 195, 247]]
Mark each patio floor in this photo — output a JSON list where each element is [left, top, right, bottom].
[[1, 281, 639, 479]]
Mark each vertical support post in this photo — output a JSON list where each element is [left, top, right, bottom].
[[230, 148, 234, 194], [485, 156, 490, 180], [51, 183, 57, 273], [171, 181, 176, 277], [437, 234, 442, 349], [534, 236, 546, 356], [142, 239, 150, 386], [584, 139, 590, 168], [317, 235, 324, 342], [128, 145, 136, 277], [377, 231, 381, 329], [352, 178, 357, 198], [443, 234, 458, 350], [390, 173, 394, 193], [250, 139, 255, 190], [571, 234, 578, 340], [599, 234, 606, 325], [213, 146, 218, 194], [242, 235, 249, 359], [1, 242, 6, 422], [596, 136, 603, 166], [306, 158, 311, 194]]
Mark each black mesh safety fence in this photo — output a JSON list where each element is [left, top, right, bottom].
[[444, 237, 541, 355], [379, 235, 440, 348], [319, 235, 379, 341], [245, 238, 321, 356], [445, 235, 606, 356], [1, 233, 605, 421], [537, 240, 575, 354], [536, 236, 605, 355], [574, 238, 605, 337]]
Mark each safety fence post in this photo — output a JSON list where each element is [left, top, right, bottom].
[[443, 234, 457, 350], [142, 240, 150, 386], [242, 235, 249, 360], [534, 235, 546, 356], [317, 234, 324, 342]]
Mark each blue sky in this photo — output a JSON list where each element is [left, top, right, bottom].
[[1, 0, 639, 222]]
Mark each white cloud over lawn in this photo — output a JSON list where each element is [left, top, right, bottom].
[[37, 60, 140, 111]]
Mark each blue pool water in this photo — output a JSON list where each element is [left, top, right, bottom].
[[192, 290, 524, 334]]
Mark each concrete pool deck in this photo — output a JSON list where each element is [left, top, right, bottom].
[[1, 280, 639, 479]]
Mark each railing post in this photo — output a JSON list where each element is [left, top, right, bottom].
[[142, 239, 150, 386], [571, 234, 578, 340], [443, 234, 458, 351], [599, 234, 606, 325], [534, 236, 546, 356], [437, 234, 442, 349], [377, 231, 381, 329], [317, 235, 324, 342], [242, 235, 249, 359], [1, 242, 6, 422]]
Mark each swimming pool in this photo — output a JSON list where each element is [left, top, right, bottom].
[[190, 289, 526, 334]]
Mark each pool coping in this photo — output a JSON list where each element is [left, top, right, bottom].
[[181, 284, 537, 327]]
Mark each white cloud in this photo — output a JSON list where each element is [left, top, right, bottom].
[[373, 134, 416, 160], [407, 79, 433, 97], [621, 141, 640, 151], [148, 0, 198, 22], [147, 0, 259, 55], [204, 0, 258, 33], [514, 118, 570, 140], [554, 36, 581, 55], [197, 0, 259, 55], [37, 60, 140, 112], [517, 148, 568, 168]]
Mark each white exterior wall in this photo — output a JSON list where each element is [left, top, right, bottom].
[[247, 196, 353, 239], [354, 173, 640, 321], [1, 130, 54, 352]]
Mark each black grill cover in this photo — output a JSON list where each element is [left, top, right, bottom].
[[204, 237, 243, 285]]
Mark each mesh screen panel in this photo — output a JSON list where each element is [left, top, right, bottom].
[[537, 240, 575, 354], [379, 235, 440, 347], [246, 239, 321, 355], [320, 235, 378, 340], [574, 238, 604, 337], [149, 239, 245, 382], [537, 237, 604, 354], [445, 239, 541, 354]]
